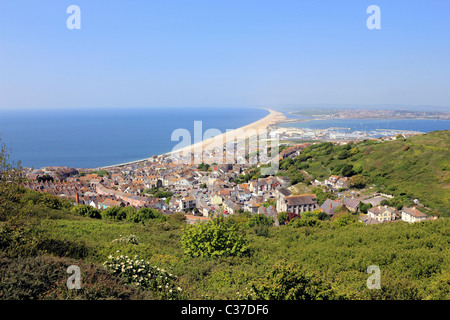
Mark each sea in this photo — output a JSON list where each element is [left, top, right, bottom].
[[1, 108, 449, 169], [0, 107, 268, 169], [280, 118, 450, 135]]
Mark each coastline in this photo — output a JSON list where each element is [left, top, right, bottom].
[[101, 108, 287, 169]]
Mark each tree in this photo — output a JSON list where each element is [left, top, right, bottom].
[[359, 202, 372, 214], [312, 187, 336, 206], [248, 214, 273, 227], [350, 175, 366, 189], [197, 163, 210, 171], [288, 216, 320, 228], [277, 212, 289, 225], [341, 164, 355, 177], [338, 149, 351, 160]]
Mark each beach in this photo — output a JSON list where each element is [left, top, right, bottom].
[[101, 108, 286, 168], [166, 108, 287, 156]]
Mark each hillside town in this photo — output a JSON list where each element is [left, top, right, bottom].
[[21, 136, 432, 226]]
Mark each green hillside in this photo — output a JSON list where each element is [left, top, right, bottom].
[[278, 130, 450, 216], [1, 193, 449, 300]]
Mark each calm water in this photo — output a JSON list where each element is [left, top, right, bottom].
[[0, 107, 268, 168], [280, 118, 450, 133]]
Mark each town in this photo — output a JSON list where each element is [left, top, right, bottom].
[[21, 134, 432, 227]]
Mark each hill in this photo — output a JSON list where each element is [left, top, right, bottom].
[[0, 188, 449, 300], [277, 130, 450, 216]]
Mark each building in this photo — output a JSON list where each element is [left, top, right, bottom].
[[401, 207, 428, 223], [319, 197, 359, 216], [320, 198, 341, 216], [177, 196, 196, 212], [275, 187, 292, 212], [367, 205, 397, 223], [278, 194, 318, 214]]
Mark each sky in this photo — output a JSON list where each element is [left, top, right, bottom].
[[0, 0, 449, 110]]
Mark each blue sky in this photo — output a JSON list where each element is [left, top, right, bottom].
[[0, 0, 449, 110]]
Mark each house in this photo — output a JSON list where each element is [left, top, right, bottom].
[[177, 196, 196, 212], [320, 197, 360, 216], [244, 199, 260, 214], [211, 194, 224, 205], [401, 207, 428, 223], [320, 198, 341, 216], [367, 205, 397, 223], [99, 198, 125, 209], [223, 200, 241, 215], [327, 175, 340, 186], [342, 197, 360, 212], [335, 177, 350, 189], [279, 194, 318, 214]]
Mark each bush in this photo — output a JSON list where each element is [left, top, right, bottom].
[[101, 206, 128, 221], [288, 216, 320, 228], [103, 254, 182, 299], [72, 205, 101, 219], [241, 261, 339, 300], [181, 216, 248, 258]]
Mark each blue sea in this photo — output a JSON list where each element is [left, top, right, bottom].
[[0, 107, 268, 169], [280, 118, 450, 134]]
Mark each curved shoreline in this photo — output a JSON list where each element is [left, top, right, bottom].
[[101, 108, 287, 169]]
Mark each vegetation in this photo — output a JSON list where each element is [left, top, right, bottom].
[[180, 216, 248, 258], [90, 169, 110, 177], [1, 134, 450, 300], [142, 187, 173, 199], [275, 131, 450, 217], [197, 163, 210, 171]]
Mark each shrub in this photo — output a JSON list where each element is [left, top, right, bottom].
[[72, 205, 101, 219], [181, 216, 248, 258], [103, 254, 182, 299], [288, 216, 320, 228], [241, 261, 339, 300], [101, 206, 128, 221]]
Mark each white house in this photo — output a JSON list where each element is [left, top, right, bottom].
[[401, 207, 428, 223]]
